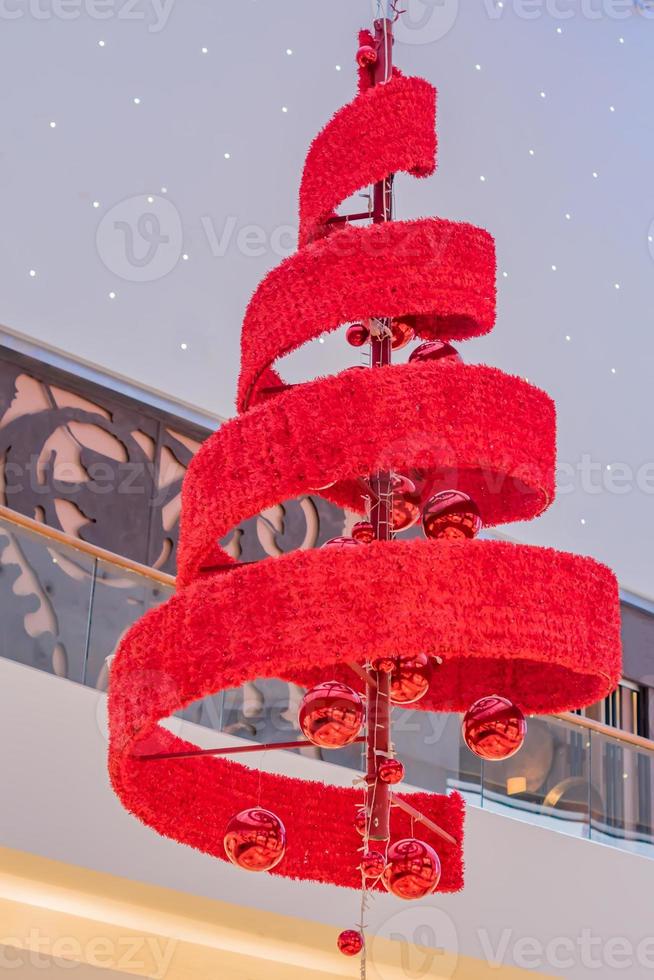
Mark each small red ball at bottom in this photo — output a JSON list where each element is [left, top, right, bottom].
[[338, 929, 364, 956]]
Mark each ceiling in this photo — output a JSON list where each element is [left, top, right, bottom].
[[0, 0, 652, 597]]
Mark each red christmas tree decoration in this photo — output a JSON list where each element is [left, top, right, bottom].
[[107, 12, 622, 951]]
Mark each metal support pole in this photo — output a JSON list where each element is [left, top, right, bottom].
[[365, 15, 395, 843]]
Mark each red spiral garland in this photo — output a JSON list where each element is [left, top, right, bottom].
[[108, 45, 622, 894]]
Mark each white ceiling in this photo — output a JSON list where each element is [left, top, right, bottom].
[[0, 0, 652, 597]]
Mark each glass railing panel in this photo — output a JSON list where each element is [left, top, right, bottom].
[[590, 729, 654, 856], [480, 715, 591, 839], [392, 709, 482, 805], [85, 558, 173, 691], [0, 515, 95, 683]]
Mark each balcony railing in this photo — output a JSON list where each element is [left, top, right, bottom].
[[1, 504, 651, 858]]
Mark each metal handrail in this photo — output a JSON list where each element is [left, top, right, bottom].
[[0, 503, 651, 755]]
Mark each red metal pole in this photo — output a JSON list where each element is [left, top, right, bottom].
[[365, 15, 395, 843]]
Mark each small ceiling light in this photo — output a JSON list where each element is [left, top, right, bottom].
[[29, 269, 36, 278], [182, 253, 189, 261], [109, 291, 116, 299], [282, 106, 288, 113], [98, 40, 105, 47], [133, 97, 141, 105], [224, 152, 231, 159], [92, 201, 100, 208], [49, 121, 56, 128], [286, 48, 293, 55], [180, 342, 188, 350]]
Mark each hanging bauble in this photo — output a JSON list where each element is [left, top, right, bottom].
[[378, 758, 405, 785], [371, 656, 396, 674], [360, 850, 386, 879], [356, 44, 377, 68], [337, 930, 364, 956], [299, 681, 365, 749], [389, 653, 432, 705], [422, 490, 483, 541], [382, 839, 441, 900], [462, 695, 527, 761], [391, 318, 415, 350], [354, 807, 368, 836], [409, 339, 462, 365], [351, 520, 375, 544], [346, 322, 370, 347], [322, 536, 361, 549], [223, 808, 286, 872], [391, 474, 421, 532]]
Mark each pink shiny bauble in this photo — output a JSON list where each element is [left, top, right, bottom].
[[299, 681, 365, 749], [378, 758, 405, 785], [337, 930, 364, 957], [409, 340, 462, 365], [352, 520, 375, 544], [391, 474, 421, 532], [356, 44, 377, 68], [360, 850, 386, 879], [462, 695, 527, 761], [354, 807, 368, 836], [322, 536, 361, 549], [389, 653, 432, 705], [223, 808, 286, 872], [422, 490, 483, 541], [382, 839, 441, 900], [346, 322, 370, 347], [391, 318, 415, 350]]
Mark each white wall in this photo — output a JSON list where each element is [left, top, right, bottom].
[[2, 658, 653, 978]]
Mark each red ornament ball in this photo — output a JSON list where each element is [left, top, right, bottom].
[[382, 839, 441, 900], [354, 807, 368, 836], [299, 681, 365, 749], [378, 758, 405, 785], [462, 695, 527, 761], [389, 653, 432, 705], [422, 490, 483, 541], [322, 536, 361, 549], [409, 339, 462, 365], [356, 44, 377, 68], [391, 474, 421, 532], [337, 930, 364, 957], [352, 520, 375, 544], [360, 850, 386, 879], [391, 318, 415, 350], [346, 322, 370, 347], [223, 808, 286, 872]]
